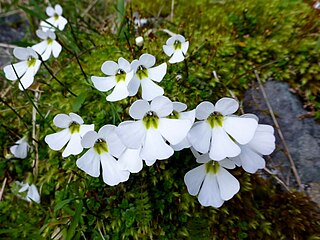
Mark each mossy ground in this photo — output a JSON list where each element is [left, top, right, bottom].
[[0, 0, 320, 239]]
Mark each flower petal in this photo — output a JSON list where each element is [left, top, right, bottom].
[[158, 118, 192, 145], [184, 164, 206, 196], [150, 95, 173, 117], [52, 41, 62, 58], [69, 113, 84, 124], [129, 99, 150, 119], [139, 53, 155, 68], [46, 6, 55, 16], [223, 116, 258, 144], [209, 126, 241, 160], [32, 41, 47, 55], [180, 109, 196, 125], [196, 101, 214, 120], [118, 147, 143, 173], [118, 57, 131, 72], [140, 128, 173, 160], [102, 126, 126, 158], [147, 63, 167, 82], [181, 41, 189, 54], [79, 124, 94, 137], [91, 76, 116, 92], [163, 45, 174, 57], [18, 67, 35, 90], [171, 137, 191, 151], [173, 102, 187, 112], [236, 146, 265, 173], [248, 124, 275, 155], [28, 184, 40, 203], [219, 158, 236, 169], [55, 4, 63, 15], [100, 153, 130, 186], [45, 128, 71, 151], [53, 113, 71, 128], [4, 61, 28, 80], [188, 121, 211, 153], [144, 158, 157, 166], [13, 47, 30, 60], [10, 138, 29, 159], [127, 76, 140, 96], [195, 152, 211, 164], [141, 78, 164, 101], [101, 60, 118, 76], [76, 148, 101, 177], [57, 16, 68, 31], [216, 167, 240, 201], [169, 50, 184, 64], [106, 81, 129, 102], [214, 98, 239, 116], [198, 173, 224, 208], [41, 43, 52, 61], [62, 133, 83, 157], [116, 121, 146, 149], [81, 131, 98, 148]]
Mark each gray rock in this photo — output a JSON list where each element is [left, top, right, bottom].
[[244, 80, 320, 193]]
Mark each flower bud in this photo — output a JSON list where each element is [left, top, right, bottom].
[[135, 36, 144, 47]]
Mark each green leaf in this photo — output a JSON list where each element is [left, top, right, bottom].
[[54, 198, 75, 212], [66, 201, 83, 240], [72, 92, 87, 112]]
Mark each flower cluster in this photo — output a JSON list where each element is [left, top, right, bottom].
[[3, 4, 66, 91]]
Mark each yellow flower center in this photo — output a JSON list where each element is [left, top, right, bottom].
[[136, 65, 148, 80], [54, 13, 59, 20], [115, 69, 126, 82], [27, 57, 36, 67], [205, 160, 220, 174], [168, 110, 180, 119], [173, 40, 182, 50], [93, 138, 109, 154], [47, 38, 54, 45], [68, 121, 80, 134], [143, 111, 159, 129], [206, 112, 224, 128]]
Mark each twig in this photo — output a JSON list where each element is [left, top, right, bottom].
[[32, 89, 40, 180], [254, 70, 304, 192], [263, 167, 291, 192], [0, 177, 8, 201], [0, 43, 17, 48], [170, 0, 174, 20]]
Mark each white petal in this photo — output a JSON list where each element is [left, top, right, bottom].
[[47, 30, 56, 39], [118, 147, 143, 173], [79, 124, 94, 137], [180, 109, 196, 125], [18, 183, 29, 193], [198, 173, 224, 208], [91, 76, 116, 92], [141, 78, 164, 101], [216, 167, 240, 201], [150, 95, 173, 117], [214, 98, 239, 116], [45, 128, 71, 151], [169, 50, 184, 64], [144, 158, 157, 166], [28, 184, 40, 203], [32, 41, 47, 55], [116, 121, 146, 148], [196, 101, 214, 120], [62, 133, 83, 157], [130, 59, 140, 71], [10, 139, 29, 159], [175, 34, 186, 42], [13, 47, 30, 60], [127, 76, 140, 96], [101, 61, 118, 76], [76, 148, 101, 177], [188, 121, 211, 153], [41, 43, 52, 61], [57, 16, 68, 31], [184, 164, 206, 196], [238, 146, 265, 173], [158, 118, 192, 145], [171, 137, 190, 151], [100, 153, 130, 186], [81, 131, 98, 148], [223, 116, 258, 144], [55, 4, 63, 15], [181, 41, 189, 54], [46, 6, 55, 16], [69, 113, 84, 124], [103, 127, 126, 158], [18, 67, 35, 90], [4, 61, 28, 80], [173, 102, 187, 112], [118, 57, 131, 72], [140, 129, 173, 160], [52, 41, 62, 58], [166, 35, 176, 45], [209, 126, 241, 161], [139, 53, 155, 68], [147, 63, 167, 82], [219, 158, 236, 169], [240, 113, 259, 122], [248, 125, 275, 155], [106, 81, 129, 102], [163, 45, 174, 56], [195, 153, 211, 164], [129, 99, 150, 119]]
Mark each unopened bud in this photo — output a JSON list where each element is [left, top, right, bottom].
[[135, 36, 144, 47]]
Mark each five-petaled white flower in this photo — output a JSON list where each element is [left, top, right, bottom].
[[76, 125, 130, 186], [128, 54, 167, 101], [3, 47, 41, 90], [40, 4, 68, 31], [45, 113, 94, 157], [169, 102, 195, 151], [10, 137, 30, 159], [163, 34, 189, 64], [188, 98, 258, 161], [116, 96, 192, 165], [15, 181, 41, 204], [32, 30, 62, 61], [184, 150, 240, 208], [91, 57, 134, 102], [230, 116, 276, 173]]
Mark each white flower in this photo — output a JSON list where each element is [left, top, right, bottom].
[[230, 122, 276, 173], [184, 151, 240, 208], [169, 102, 195, 151], [188, 98, 258, 161], [40, 4, 68, 31], [15, 181, 40, 203], [118, 147, 143, 173], [76, 125, 130, 186], [163, 34, 189, 64], [32, 30, 62, 61], [314, 2, 320, 9], [128, 54, 167, 101], [116, 96, 192, 164], [3, 47, 41, 90], [91, 57, 134, 102], [135, 36, 144, 47], [10, 137, 29, 159], [45, 113, 94, 157]]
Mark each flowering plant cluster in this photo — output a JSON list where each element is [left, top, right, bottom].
[[3, 4, 276, 208]]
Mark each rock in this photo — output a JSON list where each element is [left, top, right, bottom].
[[244, 80, 320, 203]]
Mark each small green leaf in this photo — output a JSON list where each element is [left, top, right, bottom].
[[72, 92, 87, 112], [54, 198, 75, 212]]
